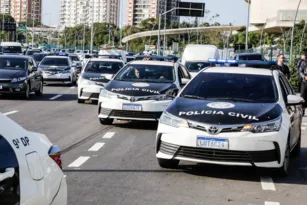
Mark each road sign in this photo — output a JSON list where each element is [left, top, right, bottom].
[[17, 26, 27, 33], [176, 2, 205, 17], [0, 22, 17, 31]]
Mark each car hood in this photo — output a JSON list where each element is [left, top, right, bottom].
[[105, 80, 177, 96], [166, 97, 282, 125], [82, 72, 112, 83], [0, 69, 27, 79]]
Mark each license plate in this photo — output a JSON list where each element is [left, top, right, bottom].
[[197, 137, 229, 150], [122, 104, 142, 111], [0, 85, 2, 90]]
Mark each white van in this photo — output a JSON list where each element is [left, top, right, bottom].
[[0, 42, 23, 55], [181, 45, 219, 77]]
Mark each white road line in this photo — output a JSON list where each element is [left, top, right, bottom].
[[302, 123, 307, 126], [260, 177, 276, 191], [68, 156, 90, 168], [103, 132, 115, 139], [70, 86, 76, 89], [265, 201, 280, 205], [3, 110, 19, 116], [50, 94, 63, 100], [302, 127, 306, 130], [88, 143, 105, 152]]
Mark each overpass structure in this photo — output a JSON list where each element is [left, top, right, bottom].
[[121, 25, 244, 43]]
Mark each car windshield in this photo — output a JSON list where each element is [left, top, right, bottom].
[[180, 72, 277, 103], [33, 54, 47, 62], [0, 58, 27, 70], [40, 58, 69, 66], [70, 56, 79, 62], [238, 55, 263, 60], [85, 61, 123, 74], [1, 46, 22, 53], [115, 64, 175, 83], [185, 62, 211, 72]]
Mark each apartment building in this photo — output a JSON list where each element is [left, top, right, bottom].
[[127, 0, 179, 26], [0, 0, 11, 14], [60, 0, 120, 27], [10, 0, 42, 23]]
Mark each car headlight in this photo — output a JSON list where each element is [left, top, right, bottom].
[[100, 88, 118, 99], [11, 77, 27, 83], [241, 117, 282, 133], [80, 78, 96, 85], [159, 112, 189, 128], [151, 95, 173, 101]]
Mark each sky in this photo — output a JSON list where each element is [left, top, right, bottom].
[[42, 0, 247, 26]]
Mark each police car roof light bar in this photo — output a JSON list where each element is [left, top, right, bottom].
[[135, 55, 178, 61], [208, 58, 277, 69]]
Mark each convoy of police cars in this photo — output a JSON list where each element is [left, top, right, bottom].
[[0, 43, 305, 204]]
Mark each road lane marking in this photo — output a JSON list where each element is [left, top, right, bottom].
[[302, 127, 306, 130], [88, 143, 105, 151], [3, 110, 19, 116], [103, 132, 115, 139], [70, 86, 76, 89], [260, 177, 276, 191], [265, 202, 280, 205], [50, 94, 63, 100], [302, 123, 307, 126], [68, 156, 90, 168]]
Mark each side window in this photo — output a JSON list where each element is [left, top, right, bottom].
[[180, 65, 191, 79], [279, 76, 289, 102], [281, 75, 294, 94]]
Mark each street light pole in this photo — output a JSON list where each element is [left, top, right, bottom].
[[290, 0, 302, 63], [245, 0, 250, 50], [163, 0, 167, 55], [1, 13, 4, 42], [157, 14, 161, 55], [90, 0, 94, 53]]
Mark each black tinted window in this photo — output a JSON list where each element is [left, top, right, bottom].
[[0, 58, 28, 70], [181, 72, 278, 103], [40, 58, 69, 66], [238, 55, 263, 60], [26, 50, 41, 55], [2, 46, 22, 53], [70, 56, 80, 61], [85, 61, 124, 74], [185, 62, 211, 72], [33, 54, 47, 62]]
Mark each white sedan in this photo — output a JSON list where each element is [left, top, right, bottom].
[[0, 113, 67, 205]]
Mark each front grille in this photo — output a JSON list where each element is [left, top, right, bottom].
[[174, 146, 278, 163], [221, 127, 243, 133], [110, 110, 162, 119], [159, 141, 179, 155], [90, 93, 99, 99], [0, 79, 11, 84], [188, 122, 243, 133]]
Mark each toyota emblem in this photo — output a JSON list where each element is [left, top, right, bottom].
[[130, 97, 136, 102], [208, 126, 219, 135]]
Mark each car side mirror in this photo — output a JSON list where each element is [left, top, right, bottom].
[[181, 78, 190, 86], [166, 88, 179, 98], [287, 94, 304, 106]]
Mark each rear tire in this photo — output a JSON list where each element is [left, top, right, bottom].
[[35, 81, 43, 96], [277, 139, 290, 177], [99, 118, 114, 125], [157, 158, 179, 169], [78, 98, 85, 104]]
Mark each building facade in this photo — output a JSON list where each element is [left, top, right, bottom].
[[60, 0, 120, 27], [127, 0, 179, 26], [247, 0, 307, 33], [10, 0, 42, 23], [0, 0, 11, 14]]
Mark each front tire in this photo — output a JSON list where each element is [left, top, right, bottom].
[[157, 158, 179, 169], [23, 84, 30, 99], [35, 81, 43, 96], [78, 98, 85, 104], [99, 118, 114, 125], [277, 140, 290, 177]]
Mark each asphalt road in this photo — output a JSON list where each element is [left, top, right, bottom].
[[1, 85, 307, 205]]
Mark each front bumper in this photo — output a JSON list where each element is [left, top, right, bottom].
[[98, 96, 171, 121], [155, 123, 288, 168], [78, 84, 104, 100], [0, 83, 27, 94]]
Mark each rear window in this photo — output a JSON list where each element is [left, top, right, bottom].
[[185, 62, 211, 72], [85, 61, 124, 74], [70, 56, 80, 62], [180, 72, 277, 103], [238, 55, 263, 61], [40, 58, 69, 66]]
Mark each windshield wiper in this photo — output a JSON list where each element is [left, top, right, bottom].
[[205, 97, 256, 103], [182, 95, 206, 100]]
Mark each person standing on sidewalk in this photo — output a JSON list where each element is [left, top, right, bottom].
[[298, 54, 306, 92], [300, 54, 307, 115], [272, 54, 290, 80]]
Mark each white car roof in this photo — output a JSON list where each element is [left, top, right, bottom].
[[1, 42, 22, 46], [44, 56, 69, 59], [90, 58, 123, 63], [130, 60, 174, 66], [204, 66, 273, 76]]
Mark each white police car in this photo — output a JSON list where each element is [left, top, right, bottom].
[[0, 113, 67, 204], [78, 58, 124, 103], [156, 59, 304, 176], [98, 56, 191, 125], [38, 56, 77, 85]]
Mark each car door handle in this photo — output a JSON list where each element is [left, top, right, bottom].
[[0, 168, 15, 182]]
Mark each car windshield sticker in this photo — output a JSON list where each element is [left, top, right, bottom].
[[132, 83, 150, 87], [179, 110, 259, 121], [207, 102, 235, 109], [111, 87, 160, 94]]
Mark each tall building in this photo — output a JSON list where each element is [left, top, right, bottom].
[[0, 0, 11, 14], [60, 0, 120, 28], [10, 0, 42, 23], [127, 0, 179, 26]]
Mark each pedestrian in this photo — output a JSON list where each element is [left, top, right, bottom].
[[272, 54, 290, 80], [300, 54, 307, 114], [298, 54, 306, 92]]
